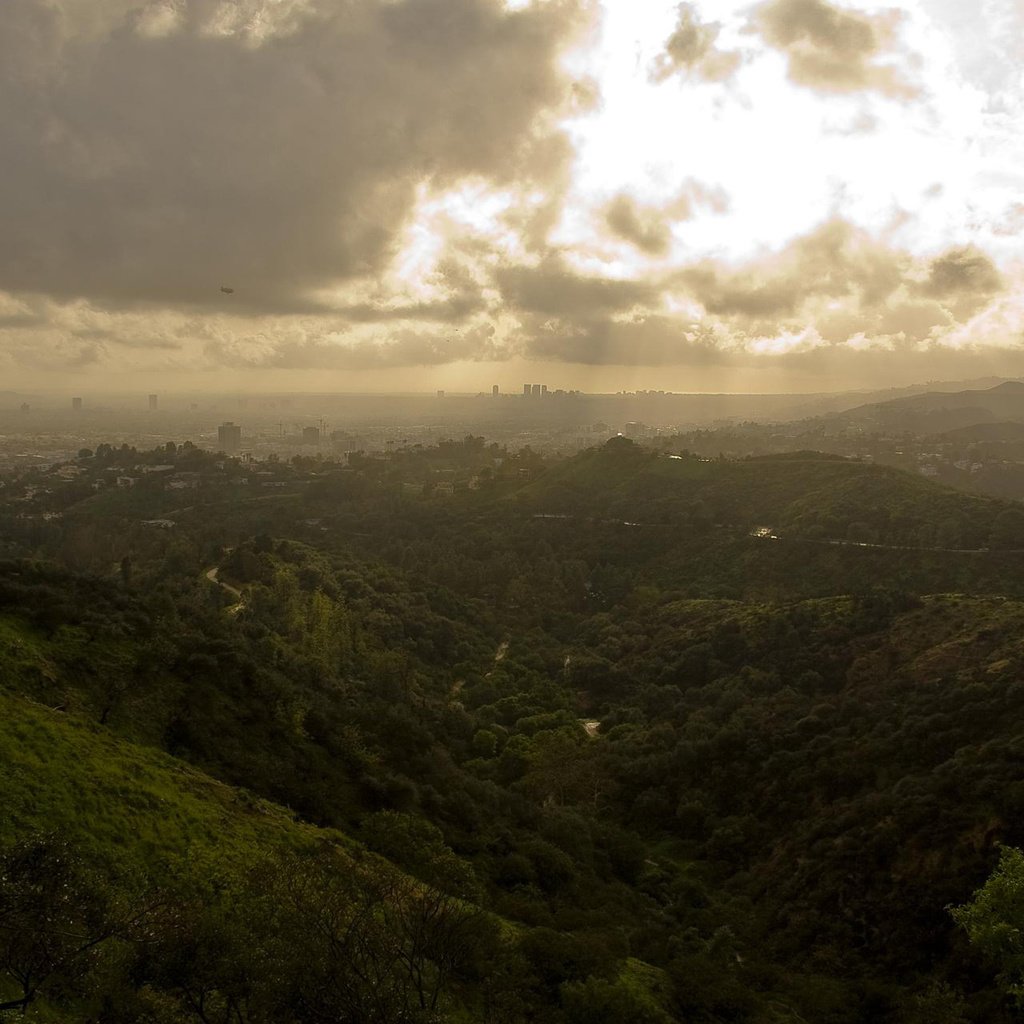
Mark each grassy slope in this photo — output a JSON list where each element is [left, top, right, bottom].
[[0, 615, 59, 682], [0, 689, 356, 874], [0, 607, 363, 875], [0, 626, 678, 1021]]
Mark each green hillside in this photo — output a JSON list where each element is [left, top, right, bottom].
[[309, 441, 1024, 610], [0, 559, 680, 1023], [6, 441, 1024, 1021], [0, 687, 520, 1023], [0, 689, 346, 870], [513, 439, 1008, 545]]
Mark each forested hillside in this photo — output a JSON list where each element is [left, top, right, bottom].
[[830, 381, 1024, 435], [3, 439, 1024, 1021]]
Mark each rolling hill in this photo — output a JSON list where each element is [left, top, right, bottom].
[[827, 380, 1024, 434], [7, 441, 1024, 1020]]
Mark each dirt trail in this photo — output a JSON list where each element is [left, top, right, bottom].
[[205, 567, 245, 615]]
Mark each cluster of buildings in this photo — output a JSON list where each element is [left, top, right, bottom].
[[518, 384, 584, 398]]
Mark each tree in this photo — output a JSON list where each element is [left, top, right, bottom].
[[952, 845, 1024, 1008], [846, 520, 876, 544], [137, 885, 267, 1024], [136, 847, 499, 1024], [989, 509, 1024, 551], [0, 835, 121, 1015], [472, 729, 498, 758], [562, 976, 673, 1024], [360, 812, 480, 898]]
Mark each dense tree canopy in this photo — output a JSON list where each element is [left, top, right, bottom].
[[3, 441, 1024, 1020]]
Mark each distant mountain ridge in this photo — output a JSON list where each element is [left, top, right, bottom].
[[825, 381, 1024, 433], [938, 420, 1024, 442]]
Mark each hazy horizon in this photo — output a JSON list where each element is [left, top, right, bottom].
[[2, 373, 1019, 403]]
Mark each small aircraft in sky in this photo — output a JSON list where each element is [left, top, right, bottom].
[[220, 286, 235, 294]]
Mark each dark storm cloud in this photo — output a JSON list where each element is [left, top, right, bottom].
[[0, 0, 588, 314], [650, 3, 743, 84], [338, 296, 486, 325], [916, 246, 1003, 318], [0, 311, 46, 330], [682, 266, 805, 318], [748, 0, 918, 97], [495, 255, 658, 318], [495, 254, 695, 365]]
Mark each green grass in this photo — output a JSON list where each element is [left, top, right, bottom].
[[0, 692, 360, 876], [0, 613, 140, 723], [618, 957, 675, 1016], [0, 615, 58, 684]]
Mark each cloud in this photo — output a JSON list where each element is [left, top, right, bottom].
[[650, 3, 742, 84], [206, 322, 509, 370], [336, 256, 490, 323], [875, 299, 952, 341], [605, 196, 674, 256], [495, 254, 657, 317], [752, 337, 1024, 394], [336, 296, 486, 325], [992, 203, 1024, 238], [1, 213, 1012, 378], [916, 246, 1002, 318], [603, 183, 729, 256], [503, 220, 1013, 367], [675, 219, 907, 322], [523, 315, 729, 366], [672, 221, 1009, 348], [0, 293, 48, 330], [0, 331, 108, 373], [0, 0, 589, 314], [748, 0, 919, 97], [496, 254, 716, 366]]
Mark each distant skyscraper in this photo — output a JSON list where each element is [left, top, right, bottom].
[[148, 394, 158, 410], [72, 397, 82, 411], [218, 421, 242, 453], [541, 385, 548, 396], [492, 385, 499, 396], [531, 384, 542, 397], [302, 426, 320, 445], [437, 390, 445, 398], [523, 384, 531, 396]]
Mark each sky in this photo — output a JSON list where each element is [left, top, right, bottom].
[[2, 0, 1024, 394]]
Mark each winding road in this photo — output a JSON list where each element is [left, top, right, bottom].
[[205, 566, 245, 615]]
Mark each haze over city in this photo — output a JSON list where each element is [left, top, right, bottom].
[[3, 0, 1023, 395]]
